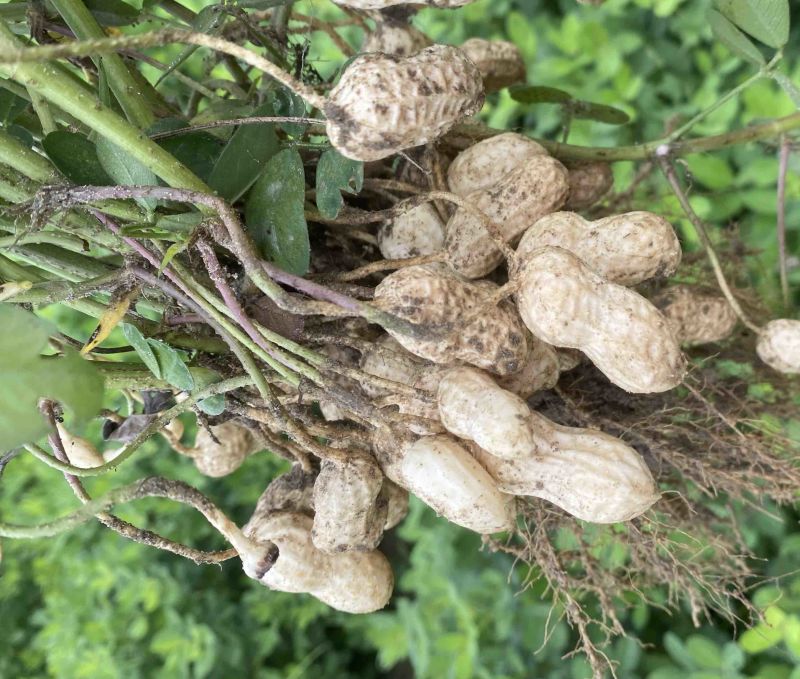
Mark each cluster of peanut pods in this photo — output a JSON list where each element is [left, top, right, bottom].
[[165, 4, 799, 613]]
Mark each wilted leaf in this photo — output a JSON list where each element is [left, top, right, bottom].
[[245, 148, 310, 275], [708, 9, 766, 66], [42, 131, 114, 186], [0, 306, 104, 451], [208, 102, 281, 202], [508, 85, 573, 104], [716, 0, 789, 48], [316, 149, 364, 219], [81, 288, 139, 355]]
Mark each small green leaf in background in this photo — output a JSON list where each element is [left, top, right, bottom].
[[121, 323, 161, 378], [84, 0, 140, 26], [208, 102, 281, 203], [0, 306, 104, 451], [96, 136, 160, 212], [42, 131, 113, 186], [716, 0, 790, 48], [245, 148, 310, 275], [508, 84, 573, 104], [708, 9, 766, 66], [197, 394, 226, 416], [146, 339, 194, 391], [315, 149, 364, 219], [573, 101, 631, 125]]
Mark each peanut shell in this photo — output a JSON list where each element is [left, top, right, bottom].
[[653, 285, 738, 346], [459, 38, 526, 92], [756, 319, 800, 374]]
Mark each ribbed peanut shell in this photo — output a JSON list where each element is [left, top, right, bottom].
[[445, 156, 570, 278], [312, 455, 387, 553], [438, 367, 534, 459], [325, 45, 484, 161], [244, 511, 393, 614], [517, 211, 681, 286], [374, 263, 528, 375], [447, 132, 548, 196], [360, 335, 427, 398], [459, 38, 526, 92], [374, 430, 515, 533], [516, 246, 686, 393], [756, 319, 800, 374], [191, 421, 259, 477], [564, 161, 614, 210], [653, 285, 738, 346], [471, 411, 659, 523], [362, 21, 431, 57], [378, 203, 445, 260], [255, 465, 317, 517], [496, 334, 561, 398]]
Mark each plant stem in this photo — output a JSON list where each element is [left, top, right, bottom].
[[50, 0, 154, 128], [658, 156, 761, 333], [0, 127, 56, 183], [0, 22, 208, 193], [26, 87, 57, 135]]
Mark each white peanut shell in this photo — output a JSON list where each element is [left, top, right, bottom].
[[756, 319, 800, 374], [496, 334, 561, 398], [517, 211, 681, 286], [459, 38, 526, 92], [471, 411, 659, 523], [653, 285, 738, 346], [377, 203, 445, 260], [515, 246, 686, 393], [437, 367, 535, 459], [190, 421, 260, 477], [325, 45, 484, 161]]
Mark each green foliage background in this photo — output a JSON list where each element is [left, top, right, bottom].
[[1, 0, 800, 677]]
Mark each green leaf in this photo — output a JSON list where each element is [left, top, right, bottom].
[[268, 86, 308, 136], [84, 0, 140, 26], [158, 241, 188, 275], [121, 324, 161, 378], [0, 88, 28, 125], [208, 102, 281, 203], [686, 635, 723, 669], [508, 84, 573, 104], [96, 136, 160, 212], [155, 212, 204, 234], [315, 149, 364, 219], [772, 73, 800, 108], [716, 0, 790, 48], [573, 101, 631, 125], [151, 119, 224, 183], [146, 340, 194, 391], [0, 306, 104, 451], [42, 131, 113, 186], [245, 148, 310, 275], [197, 394, 226, 416], [708, 9, 766, 66]]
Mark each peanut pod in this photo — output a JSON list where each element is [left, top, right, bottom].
[[377, 203, 445, 260], [653, 285, 738, 346], [460, 38, 526, 92], [756, 319, 800, 374]]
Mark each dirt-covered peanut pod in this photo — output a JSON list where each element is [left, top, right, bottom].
[[55, 422, 104, 468], [373, 427, 515, 533], [312, 454, 388, 552], [756, 319, 800, 374], [325, 45, 484, 161], [470, 411, 659, 523], [517, 211, 681, 286], [444, 134, 569, 277], [438, 367, 534, 459], [459, 38, 526, 92], [380, 479, 410, 529], [373, 263, 528, 375], [515, 246, 686, 393], [496, 334, 561, 398], [335, 0, 475, 7], [653, 285, 738, 346], [319, 344, 363, 422], [362, 20, 431, 57], [377, 203, 445, 260], [185, 421, 261, 477], [244, 511, 393, 614], [255, 464, 317, 517], [563, 161, 614, 210]]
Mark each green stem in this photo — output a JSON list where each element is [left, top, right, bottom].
[[0, 127, 55, 183], [96, 362, 219, 390], [50, 0, 154, 129], [23, 375, 252, 478], [26, 87, 57, 135], [0, 23, 208, 193]]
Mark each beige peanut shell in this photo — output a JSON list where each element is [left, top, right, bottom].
[[653, 285, 738, 346], [517, 211, 681, 286], [496, 334, 561, 398], [445, 155, 570, 278], [756, 319, 800, 374], [515, 246, 686, 393], [190, 421, 261, 477], [380, 479, 410, 529], [459, 38, 526, 92], [56, 422, 105, 468], [378, 203, 445, 260], [325, 45, 484, 161], [374, 263, 529, 375], [362, 21, 431, 57], [312, 455, 388, 553], [437, 367, 535, 459], [244, 511, 393, 614], [255, 464, 317, 517], [470, 411, 659, 523], [564, 161, 614, 210]]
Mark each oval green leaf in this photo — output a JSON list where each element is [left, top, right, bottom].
[[508, 84, 573, 104], [42, 131, 114, 186], [573, 101, 631, 125], [316, 149, 364, 219], [245, 148, 310, 275], [717, 0, 789, 48], [708, 9, 766, 66]]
